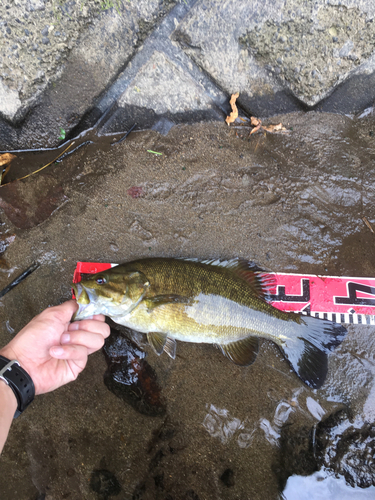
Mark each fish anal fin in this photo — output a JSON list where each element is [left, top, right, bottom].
[[145, 294, 191, 311], [147, 332, 168, 355], [219, 336, 259, 366]]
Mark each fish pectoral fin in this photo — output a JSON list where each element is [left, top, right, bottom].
[[145, 294, 191, 311], [164, 337, 176, 359], [147, 332, 168, 355], [147, 332, 177, 359], [218, 336, 259, 366]]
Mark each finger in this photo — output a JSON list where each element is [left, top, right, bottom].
[[50, 344, 88, 362], [72, 314, 106, 321], [41, 300, 78, 324], [60, 331, 106, 353], [68, 319, 110, 338], [92, 314, 106, 322]]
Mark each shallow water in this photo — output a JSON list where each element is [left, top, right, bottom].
[[0, 112, 375, 499]]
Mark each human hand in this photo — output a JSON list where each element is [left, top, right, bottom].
[[0, 300, 110, 395]]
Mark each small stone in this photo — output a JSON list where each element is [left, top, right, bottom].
[[90, 469, 121, 496], [42, 37, 50, 45], [242, 174, 250, 187], [220, 468, 235, 487], [24, 29, 30, 36], [329, 26, 338, 37], [41, 27, 49, 36]]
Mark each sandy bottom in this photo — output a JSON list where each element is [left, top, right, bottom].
[[1, 112, 375, 499]]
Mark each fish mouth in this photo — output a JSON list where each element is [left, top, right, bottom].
[[71, 283, 91, 320]]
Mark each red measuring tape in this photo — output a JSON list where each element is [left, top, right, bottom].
[[73, 262, 375, 325]]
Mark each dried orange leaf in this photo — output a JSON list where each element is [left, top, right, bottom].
[[263, 123, 287, 133], [225, 92, 239, 125], [0, 153, 16, 167], [0, 164, 11, 185], [249, 116, 262, 135], [250, 116, 261, 127], [0, 153, 16, 185], [249, 124, 262, 135]]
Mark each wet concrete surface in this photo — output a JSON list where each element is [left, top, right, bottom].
[[1, 112, 375, 499]]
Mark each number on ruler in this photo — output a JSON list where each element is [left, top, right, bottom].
[[334, 282, 375, 307], [270, 278, 310, 303]]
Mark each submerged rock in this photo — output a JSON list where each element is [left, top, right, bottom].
[[315, 409, 375, 488], [276, 407, 375, 491], [103, 328, 166, 417]]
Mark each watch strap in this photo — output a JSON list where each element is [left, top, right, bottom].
[[0, 355, 35, 418]]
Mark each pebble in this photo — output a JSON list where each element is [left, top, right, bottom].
[[220, 468, 235, 487]]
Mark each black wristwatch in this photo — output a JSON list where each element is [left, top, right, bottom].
[[0, 355, 35, 418]]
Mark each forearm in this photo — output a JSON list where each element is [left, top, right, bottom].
[[0, 380, 17, 453]]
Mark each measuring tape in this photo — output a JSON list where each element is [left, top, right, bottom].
[[73, 262, 375, 325]]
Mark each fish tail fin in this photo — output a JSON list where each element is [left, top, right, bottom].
[[280, 316, 347, 389]]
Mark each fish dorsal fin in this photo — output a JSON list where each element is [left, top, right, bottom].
[[218, 336, 259, 366], [181, 257, 275, 299]]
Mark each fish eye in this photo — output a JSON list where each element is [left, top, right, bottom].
[[96, 276, 106, 285]]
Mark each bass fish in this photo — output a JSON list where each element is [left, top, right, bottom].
[[72, 258, 347, 388]]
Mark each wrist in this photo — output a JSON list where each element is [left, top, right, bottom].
[[0, 378, 18, 413], [0, 355, 35, 418], [0, 346, 16, 360]]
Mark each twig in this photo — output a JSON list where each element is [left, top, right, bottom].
[[111, 124, 136, 146], [0, 262, 40, 299], [362, 216, 374, 234], [0, 142, 75, 187]]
